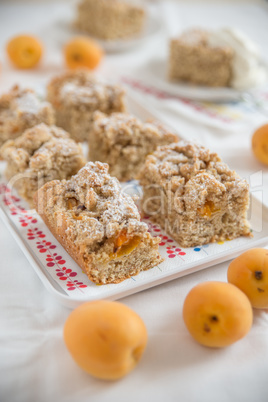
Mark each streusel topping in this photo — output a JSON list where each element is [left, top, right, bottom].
[[144, 141, 240, 184], [139, 140, 249, 214], [51, 162, 148, 246], [1, 123, 69, 160], [93, 112, 178, 145], [0, 85, 51, 116], [48, 70, 125, 109], [0, 123, 84, 175]]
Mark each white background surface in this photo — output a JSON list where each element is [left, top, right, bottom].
[[1, 1, 268, 402]]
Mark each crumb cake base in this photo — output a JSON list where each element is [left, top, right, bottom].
[[40, 211, 161, 285], [141, 189, 251, 248]]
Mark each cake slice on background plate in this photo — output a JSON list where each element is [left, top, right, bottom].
[[75, 0, 146, 41], [168, 27, 267, 89]]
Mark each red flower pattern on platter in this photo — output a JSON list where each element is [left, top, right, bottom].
[[19, 215, 38, 227], [142, 216, 187, 259], [0, 184, 8, 195], [0, 186, 88, 293], [27, 228, 46, 240], [166, 246, 186, 260], [36, 239, 88, 291]]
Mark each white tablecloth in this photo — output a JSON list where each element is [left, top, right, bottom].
[[1, 1, 268, 401]]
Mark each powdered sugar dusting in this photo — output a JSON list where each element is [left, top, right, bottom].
[[59, 77, 125, 108], [15, 91, 49, 115], [59, 161, 148, 243]]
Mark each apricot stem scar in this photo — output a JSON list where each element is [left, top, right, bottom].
[[210, 315, 219, 322], [73, 54, 82, 61], [254, 271, 263, 280], [98, 331, 107, 341]]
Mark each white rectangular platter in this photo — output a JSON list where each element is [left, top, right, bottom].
[[0, 95, 268, 308]]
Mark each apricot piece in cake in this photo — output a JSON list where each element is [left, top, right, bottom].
[[197, 200, 220, 219], [64, 37, 103, 70], [183, 281, 253, 348], [112, 230, 141, 259], [64, 300, 148, 380], [227, 248, 268, 309], [6, 35, 43, 69], [252, 124, 268, 166]]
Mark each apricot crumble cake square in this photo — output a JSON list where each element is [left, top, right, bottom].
[[0, 123, 86, 207], [34, 161, 163, 284], [75, 0, 146, 40], [89, 112, 179, 181], [47, 70, 126, 142], [0, 85, 55, 148], [138, 141, 251, 247], [169, 29, 233, 87]]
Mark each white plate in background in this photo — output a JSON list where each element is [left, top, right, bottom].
[[130, 57, 268, 103], [55, 7, 163, 53]]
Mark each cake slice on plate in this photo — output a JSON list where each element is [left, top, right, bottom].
[[138, 141, 251, 247], [34, 161, 163, 284], [0, 85, 55, 148], [89, 111, 179, 181], [47, 70, 126, 142], [0, 123, 85, 207]]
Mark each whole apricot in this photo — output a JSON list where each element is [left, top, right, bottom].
[[6, 35, 42, 69], [64, 300, 147, 380], [183, 281, 253, 348], [252, 124, 268, 166], [228, 248, 268, 309], [64, 37, 103, 70]]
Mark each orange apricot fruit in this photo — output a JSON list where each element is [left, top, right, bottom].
[[64, 300, 147, 380], [183, 281, 253, 348], [64, 37, 103, 70], [252, 124, 268, 166], [6, 35, 42, 69], [227, 248, 268, 309]]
